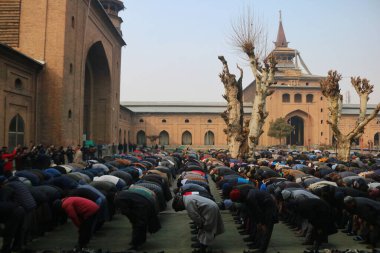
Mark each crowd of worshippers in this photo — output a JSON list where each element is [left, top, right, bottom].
[[0, 145, 183, 253], [205, 150, 380, 253], [1, 145, 380, 253]]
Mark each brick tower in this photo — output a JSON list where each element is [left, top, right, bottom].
[[100, 0, 124, 34]]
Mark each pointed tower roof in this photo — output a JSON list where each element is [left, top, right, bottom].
[[274, 11, 288, 48]]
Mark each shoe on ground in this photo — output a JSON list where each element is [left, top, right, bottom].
[[353, 235, 363, 241], [243, 236, 254, 242], [190, 224, 197, 229], [247, 249, 263, 253], [301, 241, 314, 245], [127, 245, 140, 251], [247, 243, 260, 249], [191, 236, 199, 242], [191, 229, 198, 235], [191, 242, 206, 249]]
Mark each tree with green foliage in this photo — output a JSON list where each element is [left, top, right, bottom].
[[267, 117, 294, 145]]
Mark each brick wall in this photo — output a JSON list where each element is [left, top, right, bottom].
[[0, 0, 21, 47]]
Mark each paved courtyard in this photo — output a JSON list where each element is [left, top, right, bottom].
[[22, 178, 371, 253]]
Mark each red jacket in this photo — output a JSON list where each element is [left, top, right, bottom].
[[62, 197, 99, 227], [1, 149, 17, 172]]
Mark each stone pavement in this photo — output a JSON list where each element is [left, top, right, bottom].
[[23, 177, 371, 253]]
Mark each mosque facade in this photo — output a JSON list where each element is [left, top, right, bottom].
[[120, 18, 380, 150], [1, 0, 379, 151]]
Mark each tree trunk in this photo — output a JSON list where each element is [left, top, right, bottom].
[[336, 137, 351, 162], [218, 56, 244, 159]]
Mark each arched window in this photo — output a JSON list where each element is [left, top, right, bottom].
[[204, 131, 215, 145], [15, 78, 23, 89], [207, 119, 212, 123], [282, 93, 290, 103], [119, 128, 122, 143], [159, 130, 169, 145], [136, 130, 146, 146], [124, 130, 126, 144], [162, 119, 167, 123], [374, 133, 380, 146], [352, 137, 360, 146], [8, 114, 25, 150], [306, 94, 313, 103], [182, 131, 192, 145], [139, 119, 144, 123], [68, 110, 72, 119], [294, 94, 302, 103], [185, 119, 189, 123]]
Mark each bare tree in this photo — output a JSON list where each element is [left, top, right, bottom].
[[218, 56, 245, 158], [230, 10, 277, 159], [321, 70, 380, 161]]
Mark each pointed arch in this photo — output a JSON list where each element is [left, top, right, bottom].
[[286, 116, 304, 145], [159, 130, 169, 145], [182, 131, 192, 145], [136, 130, 146, 146], [204, 131, 215, 145], [8, 114, 25, 150], [374, 132, 380, 146], [83, 41, 111, 143]]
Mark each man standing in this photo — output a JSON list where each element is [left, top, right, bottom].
[[1, 147, 17, 177]]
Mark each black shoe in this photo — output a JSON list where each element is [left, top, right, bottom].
[[191, 229, 198, 235], [301, 241, 314, 245], [237, 224, 245, 230], [247, 243, 260, 250], [243, 236, 254, 242], [249, 250, 263, 253], [239, 231, 249, 235], [190, 224, 197, 229], [191, 242, 203, 248], [127, 245, 140, 251]]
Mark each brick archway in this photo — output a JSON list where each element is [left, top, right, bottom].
[[83, 41, 111, 144], [285, 110, 312, 146]]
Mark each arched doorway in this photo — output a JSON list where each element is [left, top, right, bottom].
[[182, 131, 192, 145], [136, 130, 146, 146], [374, 133, 380, 146], [204, 131, 215, 145], [159, 131, 169, 146], [286, 116, 304, 145], [8, 114, 25, 150], [83, 41, 111, 144]]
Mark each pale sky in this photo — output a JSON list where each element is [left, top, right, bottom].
[[119, 0, 380, 104]]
